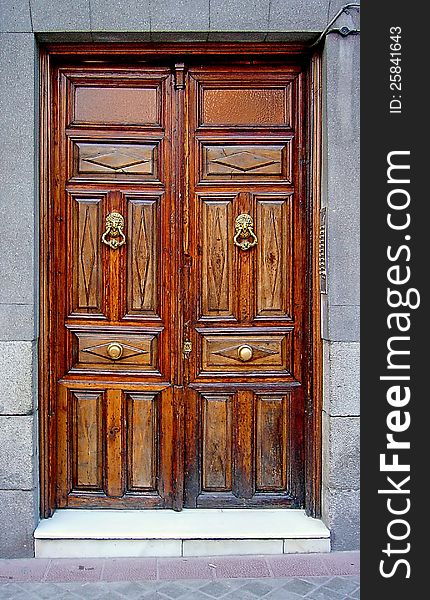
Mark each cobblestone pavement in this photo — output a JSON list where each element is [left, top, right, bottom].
[[0, 553, 360, 599], [0, 576, 359, 599]]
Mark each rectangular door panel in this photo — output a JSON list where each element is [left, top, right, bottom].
[[126, 393, 159, 492], [70, 195, 105, 317], [201, 394, 233, 492], [70, 390, 104, 492], [197, 329, 293, 377], [199, 85, 293, 127], [255, 394, 289, 491], [126, 196, 161, 318], [73, 85, 160, 126], [255, 195, 293, 320], [69, 328, 161, 375], [200, 196, 236, 319], [200, 139, 292, 183], [73, 141, 160, 182]]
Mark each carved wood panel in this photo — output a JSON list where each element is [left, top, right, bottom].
[[126, 197, 160, 317], [75, 142, 158, 179], [126, 393, 158, 491], [255, 196, 293, 319], [71, 329, 160, 374], [198, 330, 292, 376], [70, 391, 104, 492], [202, 395, 233, 491], [255, 395, 289, 491], [201, 141, 292, 182], [71, 197, 104, 316], [201, 198, 235, 318]]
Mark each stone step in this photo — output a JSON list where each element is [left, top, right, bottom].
[[34, 508, 331, 558]]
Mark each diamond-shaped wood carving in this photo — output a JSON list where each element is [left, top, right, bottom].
[[77, 143, 156, 175], [211, 151, 278, 172], [213, 343, 277, 362], [203, 144, 287, 180], [82, 342, 149, 361]]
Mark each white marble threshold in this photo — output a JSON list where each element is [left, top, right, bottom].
[[34, 508, 330, 540], [34, 508, 331, 557]]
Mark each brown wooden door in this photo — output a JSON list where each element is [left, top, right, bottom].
[[48, 59, 308, 511], [183, 67, 306, 507]]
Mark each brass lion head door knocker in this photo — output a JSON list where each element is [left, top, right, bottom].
[[102, 211, 126, 250], [233, 213, 258, 250]]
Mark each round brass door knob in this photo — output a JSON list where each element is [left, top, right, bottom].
[[237, 344, 253, 362], [107, 342, 124, 360]]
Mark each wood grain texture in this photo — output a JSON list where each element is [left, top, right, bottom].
[[201, 86, 291, 126], [105, 389, 124, 497], [74, 86, 159, 125], [126, 394, 158, 491], [73, 330, 159, 373], [40, 51, 321, 516], [199, 331, 291, 375], [255, 395, 288, 491], [202, 395, 232, 491], [201, 142, 292, 182], [186, 66, 308, 507], [75, 142, 158, 178], [201, 198, 234, 317], [71, 197, 103, 315], [126, 197, 159, 317], [255, 196, 292, 318], [71, 391, 103, 491]]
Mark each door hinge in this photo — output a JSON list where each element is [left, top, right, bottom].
[[174, 62, 186, 90], [183, 340, 192, 358]]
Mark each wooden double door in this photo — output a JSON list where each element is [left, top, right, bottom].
[[46, 57, 310, 511]]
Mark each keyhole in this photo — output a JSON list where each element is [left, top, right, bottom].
[[109, 426, 120, 438]]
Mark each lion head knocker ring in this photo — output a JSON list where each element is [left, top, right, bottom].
[[233, 213, 258, 251], [102, 212, 126, 250]]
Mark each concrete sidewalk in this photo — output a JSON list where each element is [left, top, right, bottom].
[[0, 552, 359, 599]]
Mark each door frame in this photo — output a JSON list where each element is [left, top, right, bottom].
[[38, 42, 323, 518]]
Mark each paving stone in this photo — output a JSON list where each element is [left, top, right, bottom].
[[322, 576, 359, 595], [282, 578, 318, 595], [220, 589, 257, 600], [267, 556, 328, 578], [0, 584, 24, 598], [213, 557, 270, 579], [44, 560, 104, 582], [24, 583, 66, 599], [307, 586, 345, 600], [158, 559, 216, 580], [301, 576, 331, 585], [142, 592, 163, 600], [0, 579, 361, 600], [157, 582, 191, 598], [197, 580, 233, 597], [319, 552, 360, 575], [100, 558, 157, 581], [264, 589, 303, 600], [241, 580, 274, 596], [171, 593, 214, 600], [105, 581, 153, 598]]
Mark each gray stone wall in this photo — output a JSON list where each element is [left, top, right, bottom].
[[321, 5, 360, 550], [0, 0, 360, 556]]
